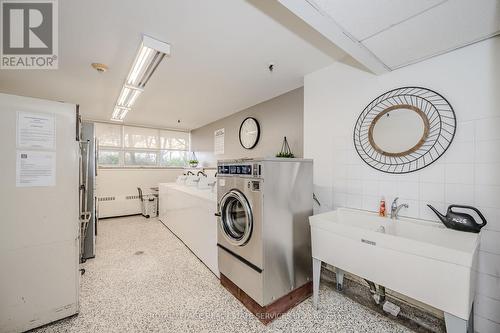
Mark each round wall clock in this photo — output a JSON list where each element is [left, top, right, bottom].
[[239, 117, 260, 149]]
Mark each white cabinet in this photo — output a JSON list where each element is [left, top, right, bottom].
[[159, 183, 219, 277]]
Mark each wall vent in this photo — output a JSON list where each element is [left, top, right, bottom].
[[99, 196, 115, 201], [126, 195, 140, 200]]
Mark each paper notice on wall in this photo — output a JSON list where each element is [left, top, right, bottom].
[[17, 111, 56, 150], [16, 151, 56, 187], [214, 128, 225, 155]]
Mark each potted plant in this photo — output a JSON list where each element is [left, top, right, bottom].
[[188, 152, 199, 167], [276, 136, 295, 158]]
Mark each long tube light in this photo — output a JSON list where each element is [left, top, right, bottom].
[[111, 35, 171, 121]]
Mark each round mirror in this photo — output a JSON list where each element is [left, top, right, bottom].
[[353, 87, 456, 174], [369, 105, 429, 157]]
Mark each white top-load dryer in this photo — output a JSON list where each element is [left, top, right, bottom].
[[216, 158, 313, 307]]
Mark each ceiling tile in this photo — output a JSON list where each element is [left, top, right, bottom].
[[311, 0, 445, 41], [362, 0, 500, 69]]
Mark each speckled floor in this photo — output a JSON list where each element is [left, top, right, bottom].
[[32, 215, 415, 333]]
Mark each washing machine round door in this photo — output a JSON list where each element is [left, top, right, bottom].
[[219, 189, 253, 246]]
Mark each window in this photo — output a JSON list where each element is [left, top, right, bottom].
[[95, 122, 189, 168], [98, 150, 121, 166], [124, 151, 158, 166], [160, 150, 187, 167], [95, 123, 122, 148], [160, 130, 189, 150], [124, 126, 159, 149]]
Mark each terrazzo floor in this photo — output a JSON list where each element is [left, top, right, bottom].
[[32, 215, 415, 333]]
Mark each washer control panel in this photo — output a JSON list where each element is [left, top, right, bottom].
[[218, 162, 261, 177]]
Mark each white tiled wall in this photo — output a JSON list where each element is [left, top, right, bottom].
[[304, 37, 500, 332]]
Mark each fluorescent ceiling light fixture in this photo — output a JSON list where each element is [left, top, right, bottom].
[[111, 106, 130, 122], [111, 35, 171, 121]]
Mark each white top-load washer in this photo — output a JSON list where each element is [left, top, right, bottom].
[[216, 158, 313, 307]]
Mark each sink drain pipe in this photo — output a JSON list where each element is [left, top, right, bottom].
[[365, 279, 386, 305]]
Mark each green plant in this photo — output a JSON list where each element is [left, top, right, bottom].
[[276, 136, 294, 158], [276, 152, 294, 158], [188, 159, 199, 164]]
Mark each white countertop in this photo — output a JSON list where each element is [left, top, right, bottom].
[[159, 182, 217, 202]]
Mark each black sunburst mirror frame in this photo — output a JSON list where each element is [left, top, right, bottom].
[[353, 87, 456, 174]]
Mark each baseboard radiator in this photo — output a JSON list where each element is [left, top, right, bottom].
[[98, 195, 141, 218]]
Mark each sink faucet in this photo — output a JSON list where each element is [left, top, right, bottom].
[[197, 171, 207, 177], [186, 171, 195, 176], [390, 197, 409, 220]]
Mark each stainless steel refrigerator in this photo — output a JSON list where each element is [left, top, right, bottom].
[[0, 93, 80, 332], [80, 121, 97, 260]]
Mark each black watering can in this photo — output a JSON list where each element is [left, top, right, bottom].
[[427, 204, 487, 233]]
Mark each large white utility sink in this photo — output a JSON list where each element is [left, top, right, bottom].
[[310, 208, 480, 333]]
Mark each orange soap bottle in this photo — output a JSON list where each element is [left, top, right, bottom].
[[379, 197, 386, 217]]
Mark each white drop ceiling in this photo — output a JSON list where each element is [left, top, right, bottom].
[[0, 0, 346, 130], [279, 0, 500, 73], [312, 0, 448, 41]]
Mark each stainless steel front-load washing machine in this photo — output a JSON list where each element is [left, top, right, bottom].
[[216, 158, 313, 307]]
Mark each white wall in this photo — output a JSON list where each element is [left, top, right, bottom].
[[191, 88, 304, 167], [304, 36, 500, 332], [96, 168, 181, 218]]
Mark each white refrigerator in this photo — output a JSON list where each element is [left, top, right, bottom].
[[0, 93, 80, 332]]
